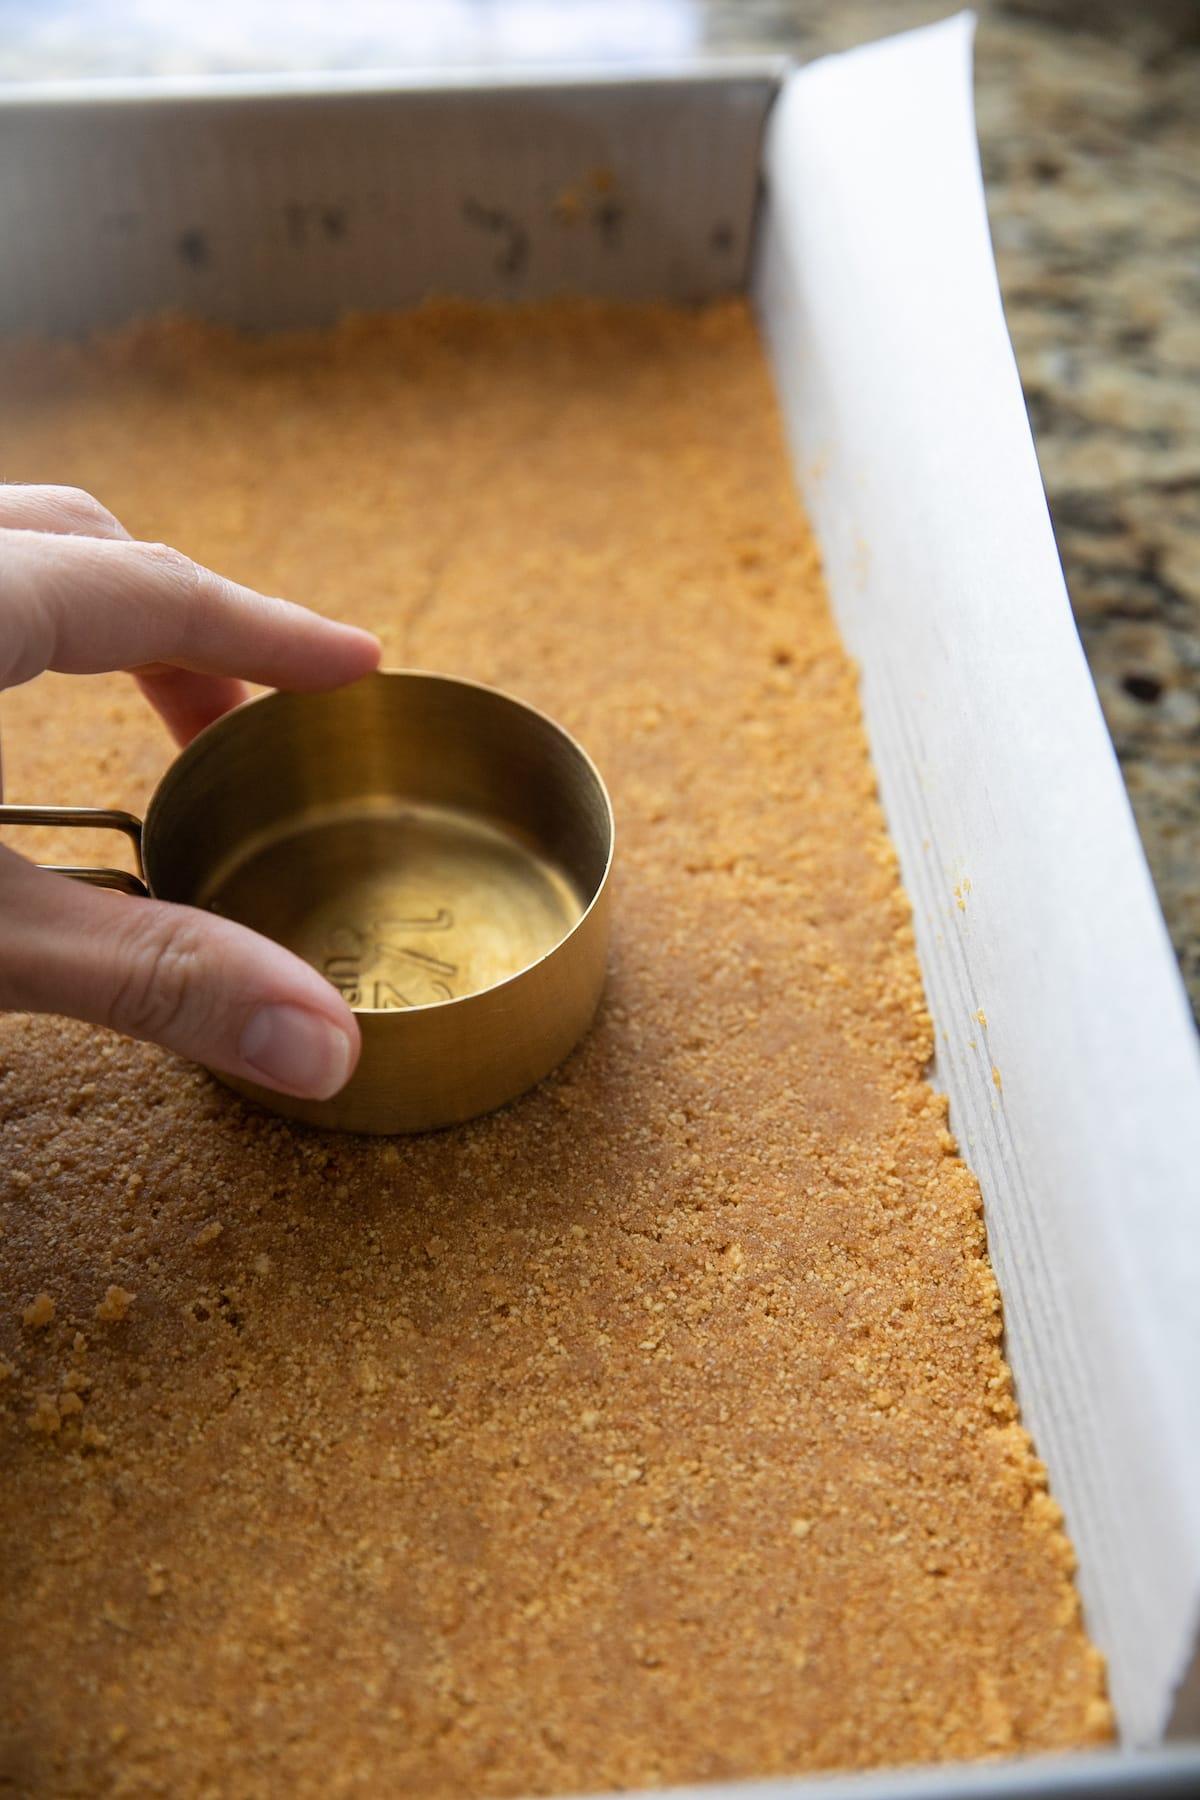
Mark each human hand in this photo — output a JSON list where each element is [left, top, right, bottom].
[[0, 484, 381, 1100]]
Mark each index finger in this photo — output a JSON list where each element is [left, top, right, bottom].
[[0, 526, 381, 694]]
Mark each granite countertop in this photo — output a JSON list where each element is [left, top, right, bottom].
[[2, 0, 1196, 1016]]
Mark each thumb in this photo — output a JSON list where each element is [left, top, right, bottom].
[[0, 846, 359, 1101]]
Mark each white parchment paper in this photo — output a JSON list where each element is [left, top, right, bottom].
[[756, 12, 1200, 1748]]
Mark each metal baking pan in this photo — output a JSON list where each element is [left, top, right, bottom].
[[1, 19, 1198, 1795]]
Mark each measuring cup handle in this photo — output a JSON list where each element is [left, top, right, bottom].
[[0, 805, 148, 897]]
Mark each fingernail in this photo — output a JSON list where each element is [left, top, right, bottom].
[[239, 1005, 355, 1099]]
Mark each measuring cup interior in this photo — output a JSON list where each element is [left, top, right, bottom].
[[143, 672, 612, 1013]]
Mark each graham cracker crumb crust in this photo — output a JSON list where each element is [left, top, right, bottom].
[[0, 303, 1110, 1794]]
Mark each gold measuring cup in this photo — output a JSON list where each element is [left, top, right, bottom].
[[0, 671, 614, 1134]]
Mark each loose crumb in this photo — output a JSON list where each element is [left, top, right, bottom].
[[94, 1286, 136, 1323], [21, 1292, 55, 1331], [28, 1394, 60, 1436]]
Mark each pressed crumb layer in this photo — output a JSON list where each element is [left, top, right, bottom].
[[0, 304, 1109, 1795]]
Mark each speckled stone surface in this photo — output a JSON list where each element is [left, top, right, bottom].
[[1, 0, 1197, 1014]]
